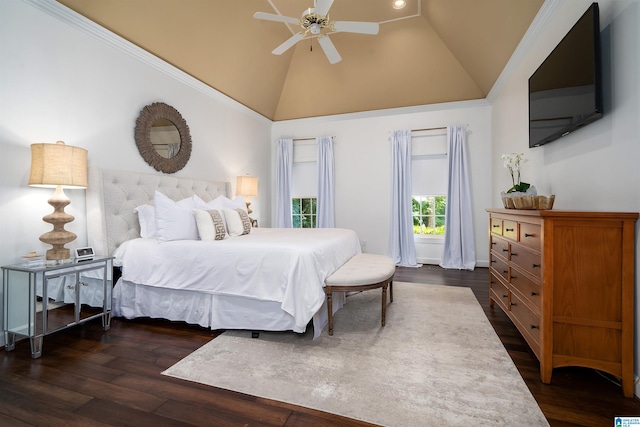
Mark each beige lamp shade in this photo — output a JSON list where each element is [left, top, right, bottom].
[[28, 141, 87, 261], [236, 174, 258, 197], [29, 141, 88, 189]]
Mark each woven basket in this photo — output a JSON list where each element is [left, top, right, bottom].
[[502, 194, 555, 210]]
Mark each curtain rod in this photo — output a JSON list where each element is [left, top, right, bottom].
[[411, 124, 468, 132], [412, 126, 446, 132], [291, 136, 334, 142]]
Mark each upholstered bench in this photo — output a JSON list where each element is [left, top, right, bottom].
[[324, 253, 396, 336]]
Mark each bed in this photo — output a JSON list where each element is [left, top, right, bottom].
[[86, 168, 361, 338]]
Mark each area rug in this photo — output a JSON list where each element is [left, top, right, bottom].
[[162, 282, 549, 426]]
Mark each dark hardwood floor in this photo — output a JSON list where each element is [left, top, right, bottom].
[[1, 266, 639, 426]]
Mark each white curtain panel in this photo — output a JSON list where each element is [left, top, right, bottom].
[[316, 136, 335, 228], [275, 138, 293, 228], [440, 125, 476, 270], [388, 130, 421, 267]]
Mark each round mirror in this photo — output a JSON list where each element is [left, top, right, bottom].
[[134, 102, 192, 173]]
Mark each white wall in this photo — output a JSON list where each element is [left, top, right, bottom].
[[0, 1, 272, 344], [490, 0, 640, 394], [0, 0, 273, 269], [271, 102, 493, 265]]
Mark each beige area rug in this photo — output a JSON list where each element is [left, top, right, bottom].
[[162, 282, 549, 426]]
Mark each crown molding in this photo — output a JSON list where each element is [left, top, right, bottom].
[[272, 99, 490, 126], [486, 0, 563, 104], [21, 0, 272, 125]]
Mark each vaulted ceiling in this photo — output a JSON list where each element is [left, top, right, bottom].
[[56, 0, 544, 121]]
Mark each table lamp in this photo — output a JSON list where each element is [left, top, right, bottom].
[[29, 141, 88, 261], [236, 174, 258, 215]]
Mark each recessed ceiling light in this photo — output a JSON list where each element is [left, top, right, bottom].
[[393, 0, 407, 9]]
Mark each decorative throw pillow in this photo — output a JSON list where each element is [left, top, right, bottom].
[[134, 204, 156, 238], [223, 208, 252, 237], [154, 191, 199, 242], [193, 209, 227, 241]]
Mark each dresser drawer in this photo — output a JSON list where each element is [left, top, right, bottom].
[[491, 236, 510, 259], [510, 292, 541, 346], [490, 273, 509, 310], [519, 222, 541, 249], [503, 220, 518, 241], [509, 247, 542, 279], [490, 255, 509, 282], [490, 217, 503, 235], [509, 271, 541, 311]]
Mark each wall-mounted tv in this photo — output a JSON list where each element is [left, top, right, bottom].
[[529, 2, 603, 148]]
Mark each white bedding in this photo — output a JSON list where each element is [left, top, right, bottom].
[[113, 227, 361, 333]]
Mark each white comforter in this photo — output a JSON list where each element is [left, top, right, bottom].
[[113, 227, 361, 332]]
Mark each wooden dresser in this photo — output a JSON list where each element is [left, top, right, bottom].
[[486, 208, 638, 397]]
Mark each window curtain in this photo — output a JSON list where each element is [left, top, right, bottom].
[[388, 130, 421, 267], [275, 138, 293, 228], [440, 125, 476, 270], [316, 136, 335, 228]]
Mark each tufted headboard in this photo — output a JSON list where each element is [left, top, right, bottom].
[[86, 168, 231, 256]]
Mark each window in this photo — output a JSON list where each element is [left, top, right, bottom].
[[292, 197, 317, 228], [412, 195, 446, 235]]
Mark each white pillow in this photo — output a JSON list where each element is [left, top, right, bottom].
[[193, 194, 226, 210], [193, 209, 227, 241], [154, 191, 199, 242], [134, 204, 156, 238], [226, 196, 247, 211], [223, 208, 252, 237]]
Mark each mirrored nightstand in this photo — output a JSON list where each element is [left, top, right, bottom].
[[2, 256, 113, 358]]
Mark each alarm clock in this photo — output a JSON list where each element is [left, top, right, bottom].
[[74, 247, 95, 261]]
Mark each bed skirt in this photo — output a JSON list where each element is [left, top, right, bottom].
[[112, 279, 345, 339]]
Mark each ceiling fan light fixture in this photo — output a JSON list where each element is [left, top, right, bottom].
[[393, 0, 407, 9]]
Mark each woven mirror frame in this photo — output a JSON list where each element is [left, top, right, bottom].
[[134, 102, 192, 174]]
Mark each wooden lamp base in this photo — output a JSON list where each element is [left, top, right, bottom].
[[39, 186, 77, 261]]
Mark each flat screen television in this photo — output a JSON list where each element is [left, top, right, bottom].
[[528, 2, 603, 148]]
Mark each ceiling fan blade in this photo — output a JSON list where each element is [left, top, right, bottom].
[[317, 35, 342, 64], [253, 11, 299, 24], [314, 0, 334, 17], [333, 21, 380, 35], [272, 33, 305, 55]]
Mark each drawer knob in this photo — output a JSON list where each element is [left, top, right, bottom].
[[491, 241, 496, 245], [492, 224, 500, 228], [511, 252, 517, 256], [503, 270, 508, 274], [531, 263, 539, 268], [505, 228, 514, 232], [510, 302, 516, 306], [510, 275, 516, 279], [502, 294, 508, 298], [530, 291, 537, 296], [491, 259, 496, 263], [524, 233, 535, 238], [530, 324, 538, 329], [502, 248, 508, 252]]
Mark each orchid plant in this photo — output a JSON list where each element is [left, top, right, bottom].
[[501, 153, 531, 193]]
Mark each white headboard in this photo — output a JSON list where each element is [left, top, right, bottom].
[[86, 168, 231, 256]]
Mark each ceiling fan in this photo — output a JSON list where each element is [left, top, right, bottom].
[[253, 0, 379, 64]]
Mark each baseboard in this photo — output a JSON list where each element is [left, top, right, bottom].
[[416, 259, 490, 268]]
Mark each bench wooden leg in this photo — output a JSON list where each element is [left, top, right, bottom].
[[381, 284, 387, 327], [326, 289, 334, 336], [389, 281, 393, 303]]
